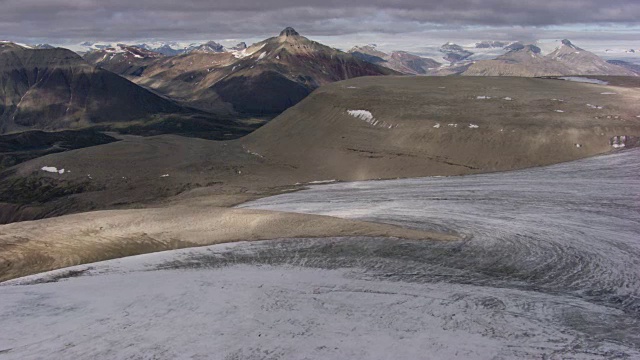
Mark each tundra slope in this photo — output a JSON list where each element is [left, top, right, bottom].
[[1, 76, 639, 224]]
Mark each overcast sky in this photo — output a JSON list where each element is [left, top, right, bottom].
[[2, 0, 639, 52]]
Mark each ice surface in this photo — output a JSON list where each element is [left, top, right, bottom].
[[4, 150, 640, 359], [558, 77, 609, 85], [240, 149, 640, 358]]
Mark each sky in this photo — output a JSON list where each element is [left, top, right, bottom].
[[1, 0, 639, 53]]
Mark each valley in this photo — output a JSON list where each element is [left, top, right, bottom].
[[1, 19, 640, 359]]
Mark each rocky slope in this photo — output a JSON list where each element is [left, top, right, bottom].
[[0, 42, 185, 133], [85, 28, 398, 116], [461, 40, 636, 76], [2, 76, 638, 224], [0, 42, 253, 138]]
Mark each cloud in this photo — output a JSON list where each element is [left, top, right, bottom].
[[0, 0, 638, 43]]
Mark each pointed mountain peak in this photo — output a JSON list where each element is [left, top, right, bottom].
[[280, 27, 300, 37]]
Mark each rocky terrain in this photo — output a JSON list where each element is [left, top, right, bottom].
[[1, 76, 638, 226], [461, 40, 636, 76], [0, 42, 181, 133], [85, 28, 397, 116], [0, 42, 252, 139], [349, 44, 441, 74]]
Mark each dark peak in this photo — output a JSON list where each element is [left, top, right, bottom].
[[280, 27, 299, 37], [561, 39, 575, 48], [504, 42, 524, 51], [233, 42, 247, 50], [521, 44, 541, 53]]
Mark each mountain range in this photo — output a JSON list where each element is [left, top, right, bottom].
[[348, 45, 441, 75], [83, 28, 397, 116], [459, 39, 635, 76], [1, 31, 637, 138]]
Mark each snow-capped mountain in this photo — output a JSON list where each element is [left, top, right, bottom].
[[72, 41, 230, 56], [460, 39, 636, 76], [474, 41, 510, 49], [439, 42, 474, 63], [83, 27, 396, 116], [190, 41, 226, 54], [348, 44, 441, 74]]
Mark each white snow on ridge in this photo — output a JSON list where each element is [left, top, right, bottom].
[[433, 123, 441, 128], [257, 52, 267, 60], [554, 110, 565, 113], [347, 110, 374, 122], [41, 166, 65, 174], [232, 43, 265, 59], [308, 180, 337, 184], [468, 124, 479, 129], [601, 92, 617, 95], [346, 110, 396, 129], [0, 40, 32, 49], [476, 96, 491, 100]]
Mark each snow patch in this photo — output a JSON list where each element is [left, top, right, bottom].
[[41, 166, 65, 174], [308, 180, 337, 185], [347, 110, 374, 122], [433, 123, 441, 128], [347, 110, 395, 129], [160, 174, 170, 178], [575, 144, 582, 148], [600, 92, 617, 95], [503, 97, 512, 101], [476, 96, 491, 99], [554, 110, 565, 113], [468, 124, 479, 129], [257, 52, 267, 60]]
